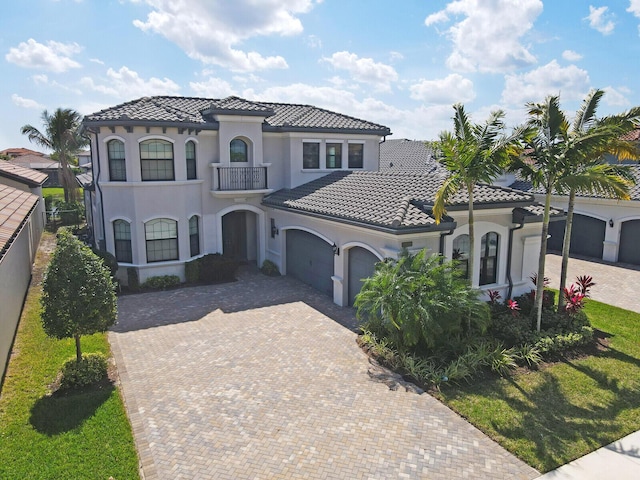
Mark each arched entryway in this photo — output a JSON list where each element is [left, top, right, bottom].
[[222, 210, 258, 263], [285, 229, 334, 297]]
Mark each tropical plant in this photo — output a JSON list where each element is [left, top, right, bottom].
[[513, 92, 639, 330], [21, 108, 88, 203], [41, 228, 117, 363], [433, 104, 523, 285], [354, 249, 490, 351]]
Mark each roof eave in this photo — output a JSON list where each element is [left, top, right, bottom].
[[82, 119, 217, 131], [262, 125, 391, 136]]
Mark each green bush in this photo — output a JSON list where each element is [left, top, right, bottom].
[[198, 254, 239, 284], [59, 353, 108, 390], [141, 275, 181, 290], [185, 258, 200, 284], [260, 259, 280, 276], [92, 248, 118, 278], [56, 201, 85, 226], [127, 267, 139, 292]]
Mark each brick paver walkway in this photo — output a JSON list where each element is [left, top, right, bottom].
[[110, 270, 539, 479]]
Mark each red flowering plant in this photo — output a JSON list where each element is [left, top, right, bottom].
[[564, 285, 586, 314], [506, 299, 520, 317]]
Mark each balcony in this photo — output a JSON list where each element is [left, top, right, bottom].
[[210, 165, 273, 197]]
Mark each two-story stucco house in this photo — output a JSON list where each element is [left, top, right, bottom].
[[81, 96, 558, 306]]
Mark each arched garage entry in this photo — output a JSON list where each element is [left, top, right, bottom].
[[547, 214, 606, 259], [619, 219, 640, 265], [347, 246, 381, 306], [285, 229, 334, 297]]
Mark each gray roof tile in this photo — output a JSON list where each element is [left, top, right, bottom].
[[84, 96, 391, 134], [379, 139, 445, 174], [263, 171, 535, 232]]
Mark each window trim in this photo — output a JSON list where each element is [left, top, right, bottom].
[[139, 138, 175, 181], [113, 219, 132, 264], [325, 142, 343, 169], [189, 215, 200, 257], [186, 140, 197, 180], [302, 140, 321, 169], [145, 218, 178, 263], [230, 138, 249, 163], [452, 234, 470, 280], [479, 231, 500, 286], [107, 139, 126, 181], [347, 142, 364, 169]]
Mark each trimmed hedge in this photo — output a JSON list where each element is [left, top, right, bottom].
[[185, 254, 239, 284]]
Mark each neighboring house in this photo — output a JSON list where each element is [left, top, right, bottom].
[[76, 150, 91, 171], [82, 96, 555, 306], [0, 161, 48, 228], [0, 184, 42, 383], [379, 138, 444, 174], [3, 151, 60, 187]]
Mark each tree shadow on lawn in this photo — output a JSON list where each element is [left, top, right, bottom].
[[29, 382, 114, 435]]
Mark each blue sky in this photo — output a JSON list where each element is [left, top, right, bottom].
[[2, 0, 640, 151]]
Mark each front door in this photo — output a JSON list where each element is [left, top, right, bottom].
[[222, 211, 247, 260]]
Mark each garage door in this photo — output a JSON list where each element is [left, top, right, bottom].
[[286, 230, 334, 296], [348, 247, 379, 306], [619, 219, 640, 265], [547, 214, 606, 259]]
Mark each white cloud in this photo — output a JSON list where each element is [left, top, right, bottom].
[[11, 94, 44, 109], [5, 38, 82, 72], [322, 51, 398, 92], [562, 50, 583, 62], [585, 6, 615, 35], [89, 58, 105, 65], [189, 77, 237, 98], [602, 86, 631, 106], [424, 0, 543, 73], [131, 0, 319, 72], [409, 74, 475, 104], [306, 35, 322, 48], [81, 66, 180, 98], [629, 0, 640, 17], [32, 74, 49, 85], [501, 60, 591, 105]]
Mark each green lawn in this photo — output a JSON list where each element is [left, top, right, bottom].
[[436, 299, 640, 472], [0, 233, 139, 480], [42, 187, 65, 201]]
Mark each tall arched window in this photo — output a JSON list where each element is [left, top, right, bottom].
[[186, 140, 196, 180], [113, 219, 132, 263], [189, 215, 200, 257], [140, 139, 174, 181], [145, 218, 178, 262], [452, 234, 470, 279], [230, 138, 248, 163], [480, 232, 499, 285], [108, 139, 126, 181]]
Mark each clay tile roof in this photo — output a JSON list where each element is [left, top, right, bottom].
[[379, 139, 445, 174], [621, 128, 640, 142], [263, 171, 535, 232], [0, 161, 48, 186], [83, 96, 391, 135], [0, 147, 45, 158], [0, 184, 39, 261]]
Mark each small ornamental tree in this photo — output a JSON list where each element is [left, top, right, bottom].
[[41, 228, 117, 363]]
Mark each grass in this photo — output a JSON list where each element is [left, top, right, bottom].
[[0, 232, 139, 480], [42, 187, 65, 201], [435, 299, 640, 473]]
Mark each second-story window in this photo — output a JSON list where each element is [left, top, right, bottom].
[[303, 142, 320, 169], [348, 143, 364, 169], [230, 139, 248, 163], [326, 143, 342, 169], [140, 139, 174, 181], [186, 140, 196, 180], [108, 139, 126, 181]]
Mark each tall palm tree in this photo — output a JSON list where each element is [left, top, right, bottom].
[[515, 92, 640, 329], [433, 104, 522, 285], [556, 90, 640, 311], [21, 108, 87, 203]]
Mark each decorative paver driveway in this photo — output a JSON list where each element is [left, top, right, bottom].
[[110, 271, 539, 479]]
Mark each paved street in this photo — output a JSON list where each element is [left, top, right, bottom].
[[110, 271, 538, 479]]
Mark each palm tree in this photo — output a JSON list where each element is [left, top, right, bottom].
[[433, 104, 522, 285], [21, 108, 87, 203], [556, 90, 640, 311], [515, 92, 640, 329]]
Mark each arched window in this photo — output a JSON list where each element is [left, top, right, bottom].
[[145, 218, 178, 262], [480, 232, 499, 285], [230, 138, 248, 163], [189, 216, 200, 257], [140, 139, 174, 181], [113, 219, 132, 263], [186, 140, 196, 180], [452, 234, 470, 279], [108, 139, 126, 181]]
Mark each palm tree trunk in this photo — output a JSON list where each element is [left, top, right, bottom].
[[558, 189, 576, 312], [75, 333, 82, 363], [535, 191, 552, 332], [467, 184, 475, 287]]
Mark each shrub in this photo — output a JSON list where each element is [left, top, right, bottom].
[[127, 267, 139, 292], [92, 248, 118, 278], [59, 353, 108, 390], [184, 259, 200, 284], [198, 254, 239, 284], [260, 259, 280, 276], [56, 201, 85, 226], [141, 275, 181, 290]]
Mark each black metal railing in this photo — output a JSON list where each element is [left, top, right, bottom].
[[217, 167, 267, 191]]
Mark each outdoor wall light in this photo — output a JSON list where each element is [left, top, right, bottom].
[[270, 218, 279, 238], [609, 219, 614, 228], [332, 243, 340, 256]]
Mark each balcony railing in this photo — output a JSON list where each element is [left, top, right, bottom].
[[216, 167, 267, 191]]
